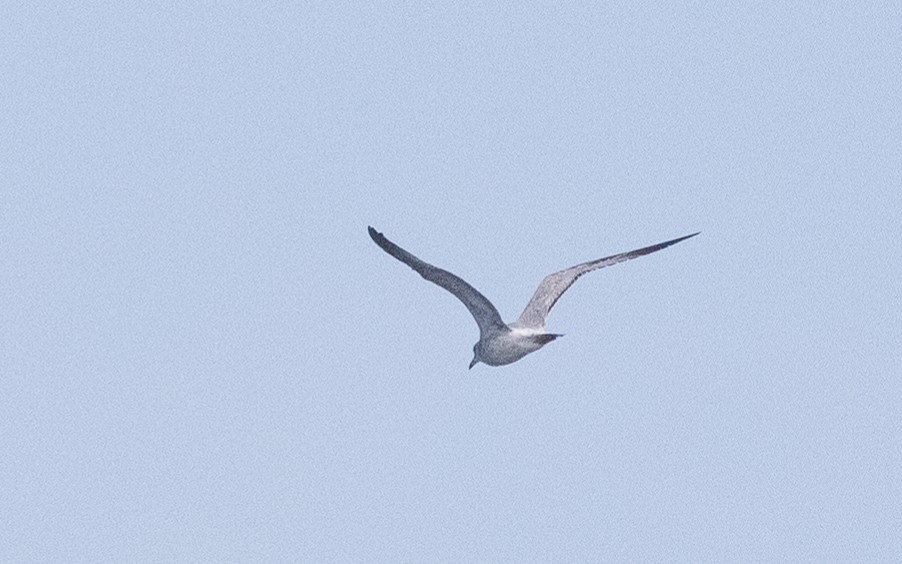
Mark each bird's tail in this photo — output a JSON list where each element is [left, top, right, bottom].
[[534, 333, 563, 345]]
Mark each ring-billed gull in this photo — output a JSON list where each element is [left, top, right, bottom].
[[368, 226, 698, 369]]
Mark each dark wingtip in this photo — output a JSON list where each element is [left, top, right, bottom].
[[368, 226, 397, 256], [656, 231, 701, 250], [620, 231, 700, 262]]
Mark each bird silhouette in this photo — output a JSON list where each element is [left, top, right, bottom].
[[369, 226, 698, 368]]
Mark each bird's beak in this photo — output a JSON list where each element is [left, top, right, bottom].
[[469, 357, 478, 370]]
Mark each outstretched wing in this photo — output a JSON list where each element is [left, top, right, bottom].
[[514, 232, 699, 329], [368, 227, 507, 338]]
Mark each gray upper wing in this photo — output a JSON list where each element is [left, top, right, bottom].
[[368, 227, 507, 338], [514, 232, 700, 329]]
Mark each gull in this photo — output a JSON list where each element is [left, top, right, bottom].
[[368, 226, 698, 369]]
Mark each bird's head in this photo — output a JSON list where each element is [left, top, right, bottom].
[[469, 342, 482, 370]]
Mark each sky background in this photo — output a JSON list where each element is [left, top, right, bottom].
[[3, 2, 901, 562]]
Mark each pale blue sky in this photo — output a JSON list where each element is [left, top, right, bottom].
[[3, 2, 900, 562]]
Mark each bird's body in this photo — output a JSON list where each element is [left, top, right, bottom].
[[368, 226, 698, 368], [474, 326, 562, 367]]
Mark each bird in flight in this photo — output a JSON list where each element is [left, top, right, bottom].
[[368, 226, 698, 369]]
